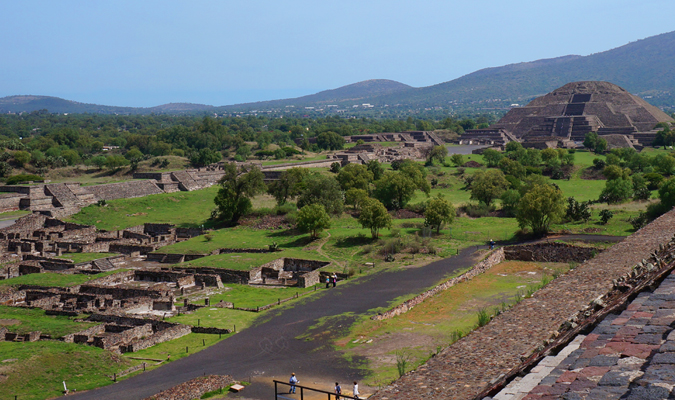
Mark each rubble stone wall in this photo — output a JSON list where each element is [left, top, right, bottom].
[[372, 248, 505, 321], [504, 242, 598, 263], [79, 285, 170, 300], [121, 324, 192, 353], [143, 375, 235, 400], [87, 180, 164, 201]]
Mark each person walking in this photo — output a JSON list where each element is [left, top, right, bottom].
[[353, 381, 360, 399], [489, 239, 495, 250], [334, 382, 342, 399], [332, 273, 338, 288], [289, 373, 298, 394], [325, 276, 330, 289]]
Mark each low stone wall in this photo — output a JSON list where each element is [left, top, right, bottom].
[[143, 375, 235, 400], [504, 242, 598, 263], [191, 326, 232, 334], [79, 284, 170, 300], [109, 243, 157, 255], [121, 324, 192, 353], [87, 180, 164, 201], [372, 248, 505, 321]]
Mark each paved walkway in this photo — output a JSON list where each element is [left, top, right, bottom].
[[70, 246, 485, 400], [68, 235, 626, 400]]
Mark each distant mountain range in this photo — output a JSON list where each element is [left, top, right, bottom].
[[3, 30, 675, 115]]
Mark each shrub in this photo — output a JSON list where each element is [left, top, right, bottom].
[[629, 212, 649, 230], [476, 308, 491, 327], [599, 209, 613, 225], [6, 174, 43, 185], [462, 202, 494, 218], [566, 197, 592, 222]]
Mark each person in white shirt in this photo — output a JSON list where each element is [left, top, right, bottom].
[[353, 381, 360, 399]]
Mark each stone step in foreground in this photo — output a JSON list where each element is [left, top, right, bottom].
[[370, 208, 675, 400]]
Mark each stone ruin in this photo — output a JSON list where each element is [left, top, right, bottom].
[[0, 165, 228, 216], [461, 81, 674, 149], [330, 131, 445, 165]]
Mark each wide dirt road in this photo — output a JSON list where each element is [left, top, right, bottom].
[[70, 246, 484, 400]]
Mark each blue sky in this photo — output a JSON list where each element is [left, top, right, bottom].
[[2, 0, 674, 107]]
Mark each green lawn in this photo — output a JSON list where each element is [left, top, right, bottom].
[[0, 270, 121, 288], [0, 306, 95, 337], [0, 341, 130, 400], [67, 186, 219, 230]]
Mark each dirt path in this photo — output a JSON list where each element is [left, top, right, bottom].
[[68, 235, 623, 400]]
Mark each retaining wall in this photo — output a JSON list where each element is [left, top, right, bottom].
[[372, 248, 505, 321], [504, 242, 598, 263], [143, 375, 235, 400]]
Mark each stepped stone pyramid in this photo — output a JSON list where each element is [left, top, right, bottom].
[[463, 81, 673, 147]]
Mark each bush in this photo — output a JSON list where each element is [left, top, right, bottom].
[[275, 203, 296, 215], [599, 209, 613, 225], [629, 212, 649, 230], [592, 158, 606, 169], [462, 202, 494, 218], [566, 197, 591, 222], [329, 162, 341, 173], [6, 174, 43, 185]]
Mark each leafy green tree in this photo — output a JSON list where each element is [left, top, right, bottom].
[[500, 189, 521, 216], [632, 174, 651, 201], [498, 158, 526, 179], [367, 160, 384, 180], [345, 188, 369, 210], [595, 138, 608, 154], [89, 155, 107, 170], [61, 149, 82, 166], [297, 174, 344, 215], [373, 172, 417, 209], [424, 195, 455, 233], [267, 167, 308, 205], [296, 204, 331, 239], [316, 131, 345, 150], [520, 149, 542, 167], [583, 132, 598, 151], [104, 154, 129, 170], [337, 163, 373, 191], [541, 148, 558, 165], [213, 163, 266, 224], [190, 148, 221, 167], [427, 145, 448, 165], [602, 165, 630, 180], [0, 161, 12, 178], [399, 160, 431, 195], [658, 177, 675, 209], [125, 148, 143, 161], [12, 150, 31, 167], [653, 154, 675, 175], [471, 169, 509, 206], [235, 144, 251, 160], [482, 148, 503, 168], [565, 197, 591, 222], [358, 198, 392, 238], [516, 184, 565, 235], [600, 178, 633, 204], [450, 154, 464, 167]]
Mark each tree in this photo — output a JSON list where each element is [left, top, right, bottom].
[[600, 178, 633, 204], [61, 149, 82, 166], [104, 154, 129, 170], [653, 154, 675, 175], [658, 177, 675, 209], [213, 163, 266, 224], [367, 160, 384, 180], [297, 174, 344, 215], [602, 165, 629, 180], [125, 148, 144, 161], [595, 138, 608, 154], [267, 167, 308, 205], [450, 154, 464, 167], [424, 195, 455, 233], [516, 184, 565, 236], [399, 160, 431, 195], [358, 198, 392, 238], [316, 131, 345, 150], [191, 148, 221, 167], [427, 145, 448, 165], [482, 149, 503, 168], [89, 155, 107, 170], [584, 132, 607, 153], [12, 150, 31, 167], [337, 163, 373, 191], [297, 204, 331, 239], [500, 189, 521, 216], [471, 169, 509, 206], [373, 172, 417, 209], [345, 188, 369, 210], [498, 158, 526, 179]]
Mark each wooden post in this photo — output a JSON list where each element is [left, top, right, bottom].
[[186, 346, 188, 353], [202, 339, 205, 346]]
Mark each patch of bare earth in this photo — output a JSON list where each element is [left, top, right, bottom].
[[346, 331, 438, 370], [0, 319, 20, 326]]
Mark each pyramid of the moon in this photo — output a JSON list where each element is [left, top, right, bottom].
[[462, 81, 673, 146]]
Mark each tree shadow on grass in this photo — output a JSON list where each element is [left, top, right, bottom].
[[279, 235, 315, 249], [333, 235, 377, 249]]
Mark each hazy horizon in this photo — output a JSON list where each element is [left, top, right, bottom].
[[2, 0, 675, 107]]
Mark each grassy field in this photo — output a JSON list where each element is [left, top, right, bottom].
[[0, 306, 95, 337], [0, 341, 130, 400], [0, 209, 31, 220], [0, 270, 121, 287], [67, 186, 219, 230], [337, 260, 571, 385]]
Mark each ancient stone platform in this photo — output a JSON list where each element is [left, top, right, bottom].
[[491, 270, 675, 399], [370, 207, 675, 400]]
